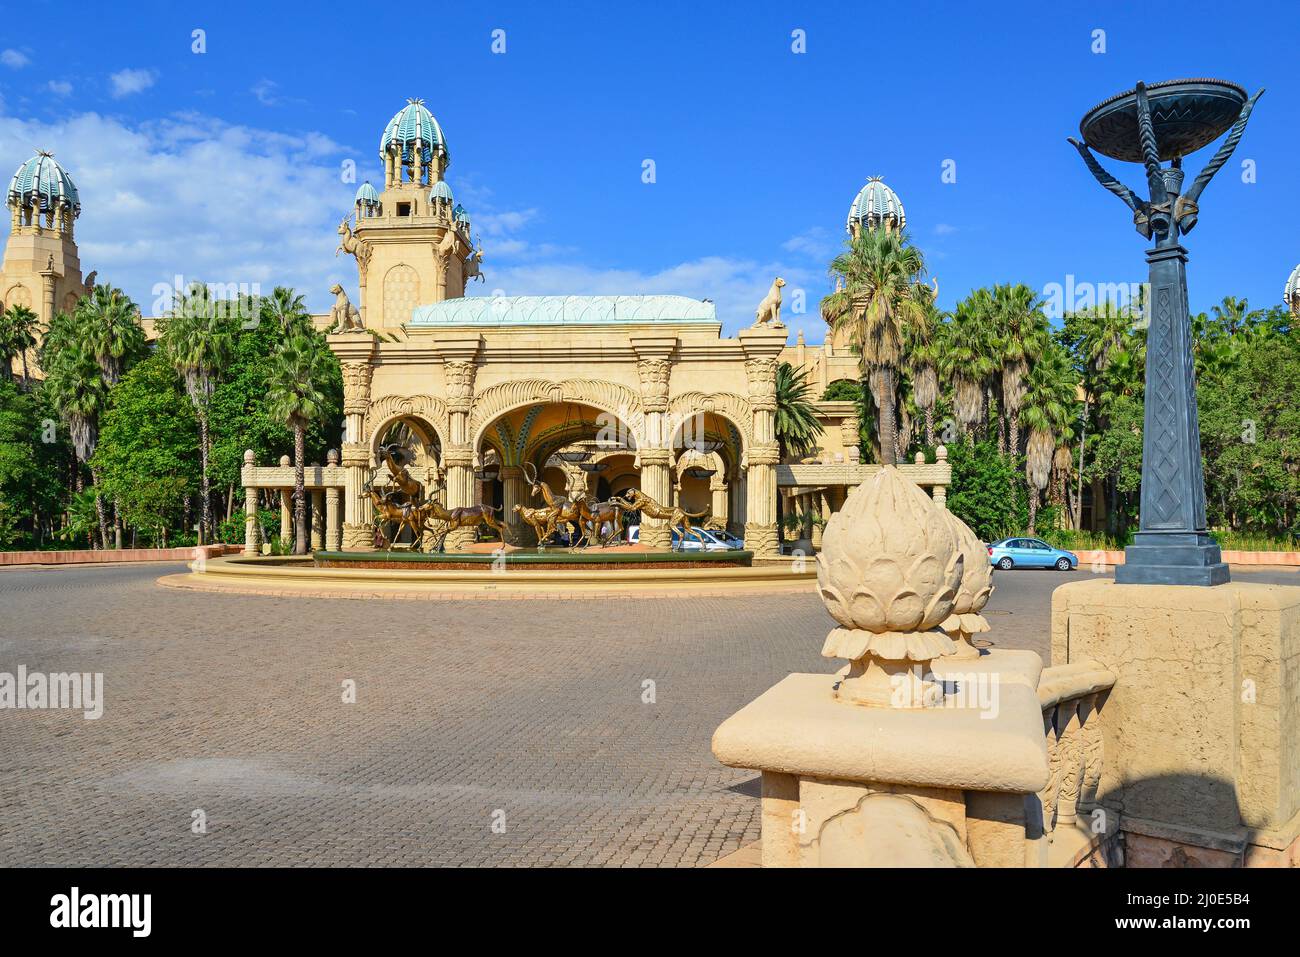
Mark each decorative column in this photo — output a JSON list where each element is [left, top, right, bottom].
[[331, 336, 377, 550], [932, 445, 949, 510], [738, 325, 786, 558], [325, 487, 342, 551], [279, 486, 292, 548], [242, 450, 259, 555], [710, 475, 729, 530], [441, 347, 480, 552], [840, 413, 861, 464], [310, 490, 325, 550], [811, 489, 829, 550], [39, 261, 57, 327], [500, 465, 531, 545], [632, 347, 673, 550]]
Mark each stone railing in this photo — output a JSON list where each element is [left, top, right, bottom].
[[1035, 660, 1117, 866], [776, 448, 952, 508]]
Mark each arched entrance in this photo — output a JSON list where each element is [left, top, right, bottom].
[[370, 415, 442, 547]]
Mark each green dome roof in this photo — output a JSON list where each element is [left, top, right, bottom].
[[355, 180, 380, 205], [380, 98, 449, 167], [429, 180, 454, 203], [7, 151, 80, 216], [846, 176, 904, 233], [452, 203, 470, 224]]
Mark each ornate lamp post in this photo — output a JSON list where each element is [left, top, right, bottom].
[[1069, 79, 1262, 586]]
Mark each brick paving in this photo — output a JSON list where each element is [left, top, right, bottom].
[[1, 562, 1292, 866]]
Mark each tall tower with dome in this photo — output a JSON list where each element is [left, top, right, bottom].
[[336, 98, 482, 331], [1, 151, 91, 364]]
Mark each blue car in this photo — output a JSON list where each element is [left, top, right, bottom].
[[988, 537, 1078, 571]]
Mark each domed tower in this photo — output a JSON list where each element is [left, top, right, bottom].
[[846, 176, 906, 238], [1, 151, 88, 353], [339, 99, 479, 331], [1286, 263, 1300, 318]]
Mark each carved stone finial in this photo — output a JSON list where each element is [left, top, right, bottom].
[[817, 467, 962, 707], [243, 449, 255, 465], [937, 509, 994, 659], [327, 448, 339, 466], [279, 455, 291, 467]]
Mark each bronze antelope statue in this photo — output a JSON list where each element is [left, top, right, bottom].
[[422, 479, 510, 551], [521, 461, 585, 547], [366, 487, 426, 548]]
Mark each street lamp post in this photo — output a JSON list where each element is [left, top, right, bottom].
[[1069, 79, 1263, 585]]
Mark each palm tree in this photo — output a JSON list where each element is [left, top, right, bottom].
[[905, 304, 942, 448], [265, 331, 332, 554], [941, 294, 998, 439], [42, 322, 110, 546], [159, 282, 236, 543], [1, 304, 41, 388], [774, 361, 823, 460], [994, 283, 1048, 458], [261, 286, 311, 334], [76, 284, 146, 386], [820, 228, 931, 466], [1021, 340, 1078, 535]]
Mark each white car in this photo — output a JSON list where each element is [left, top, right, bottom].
[[625, 525, 740, 551]]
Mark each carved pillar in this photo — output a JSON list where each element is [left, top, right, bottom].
[[742, 349, 781, 558], [811, 488, 829, 550], [639, 448, 673, 549], [840, 413, 861, 464], [1054, 700, 1083, 827], [442, 354, 479, 552], [242, 450, 259, 555], [711, 476, 729, 529], [279, 488, 292, 547], [336, 356, 375, 550], [39, 265, 57, 327], [311, 490, 325, 550], [500, 465, 531, 546], [325, 487, 342, 551], [933, 445, 949, 510]]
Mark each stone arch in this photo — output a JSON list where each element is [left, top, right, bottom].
[[62, 291, 79, 312], [469, 378, 646, 453], [382, 263, 419, 325], [666, 391, 751, 480], [364, 394, 450, 454], [4, 284, 32, 310]]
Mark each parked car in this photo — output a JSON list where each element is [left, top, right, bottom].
[[625, 525, 740, 551], [987, 537, 1078, 571]]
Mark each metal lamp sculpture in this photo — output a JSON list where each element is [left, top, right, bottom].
[[1069, 79, 1262, 586]]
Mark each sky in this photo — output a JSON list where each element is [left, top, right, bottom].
[[1, 0, 1296, 341]]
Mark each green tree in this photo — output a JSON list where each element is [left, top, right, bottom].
[[76, 284, 147, 386], [159, 282, 237, 542], [265, 331, 333, 553], [774, 361, 822, 460], [946, 440, 1024, 542], [820, 379, 860, 401], [92, 353, 199, 546], [1020, 339, 1078, 535], [0, 304, 41, 388], [40, 312, 110, 546], [0, 380, 69, 547], [820, 228, 932, 465]]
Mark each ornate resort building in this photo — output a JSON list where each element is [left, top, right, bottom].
[[2, 99, 955, 555]]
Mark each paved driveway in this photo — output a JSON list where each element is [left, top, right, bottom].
[[0, 562, 1292, 866]]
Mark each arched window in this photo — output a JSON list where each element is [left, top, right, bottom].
[[382, 264, 419, 326]]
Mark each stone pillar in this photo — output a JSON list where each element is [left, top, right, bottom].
[[331, 338, 376, 550], [933, 445, 948, 510], [739, 329, 786, 558], [325, 487, 342, 551], [40, 265, 57, 327], [632, 346, 674, 550], [710, 476, 729, 529], [311, 490, 325, 550], [242, 449, 259, 555], [441, 351, 480, 551], [811, 488, 829, 550], [500, 465, 531, 546], [638, 449, 673, 549], [279, 487, 292, 548]]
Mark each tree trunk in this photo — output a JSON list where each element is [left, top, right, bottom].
[[1074, 399, 1089, 530], [198, 412, 212, 542], [90, 466, 109, 551], [924, 407, 935, 448], [1027, 487, 1039, 536], [294, 422, 308, 554], [876, 367, 898, 467]]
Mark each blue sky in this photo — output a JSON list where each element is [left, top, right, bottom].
[[1, 0, 1296, 338]]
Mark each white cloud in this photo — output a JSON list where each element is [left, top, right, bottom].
[[1, 49, 30, 69], [0, 107, 354, 315], [933, 223, 957, 236], [781, 225, 837, 260], [109, 68, 156, 98], [47, 80, 73, 97]]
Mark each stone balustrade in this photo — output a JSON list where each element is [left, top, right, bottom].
[[1034, 660, 1117, 866]]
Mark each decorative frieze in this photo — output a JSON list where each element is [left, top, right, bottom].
[[341, 361, 374, 415]]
